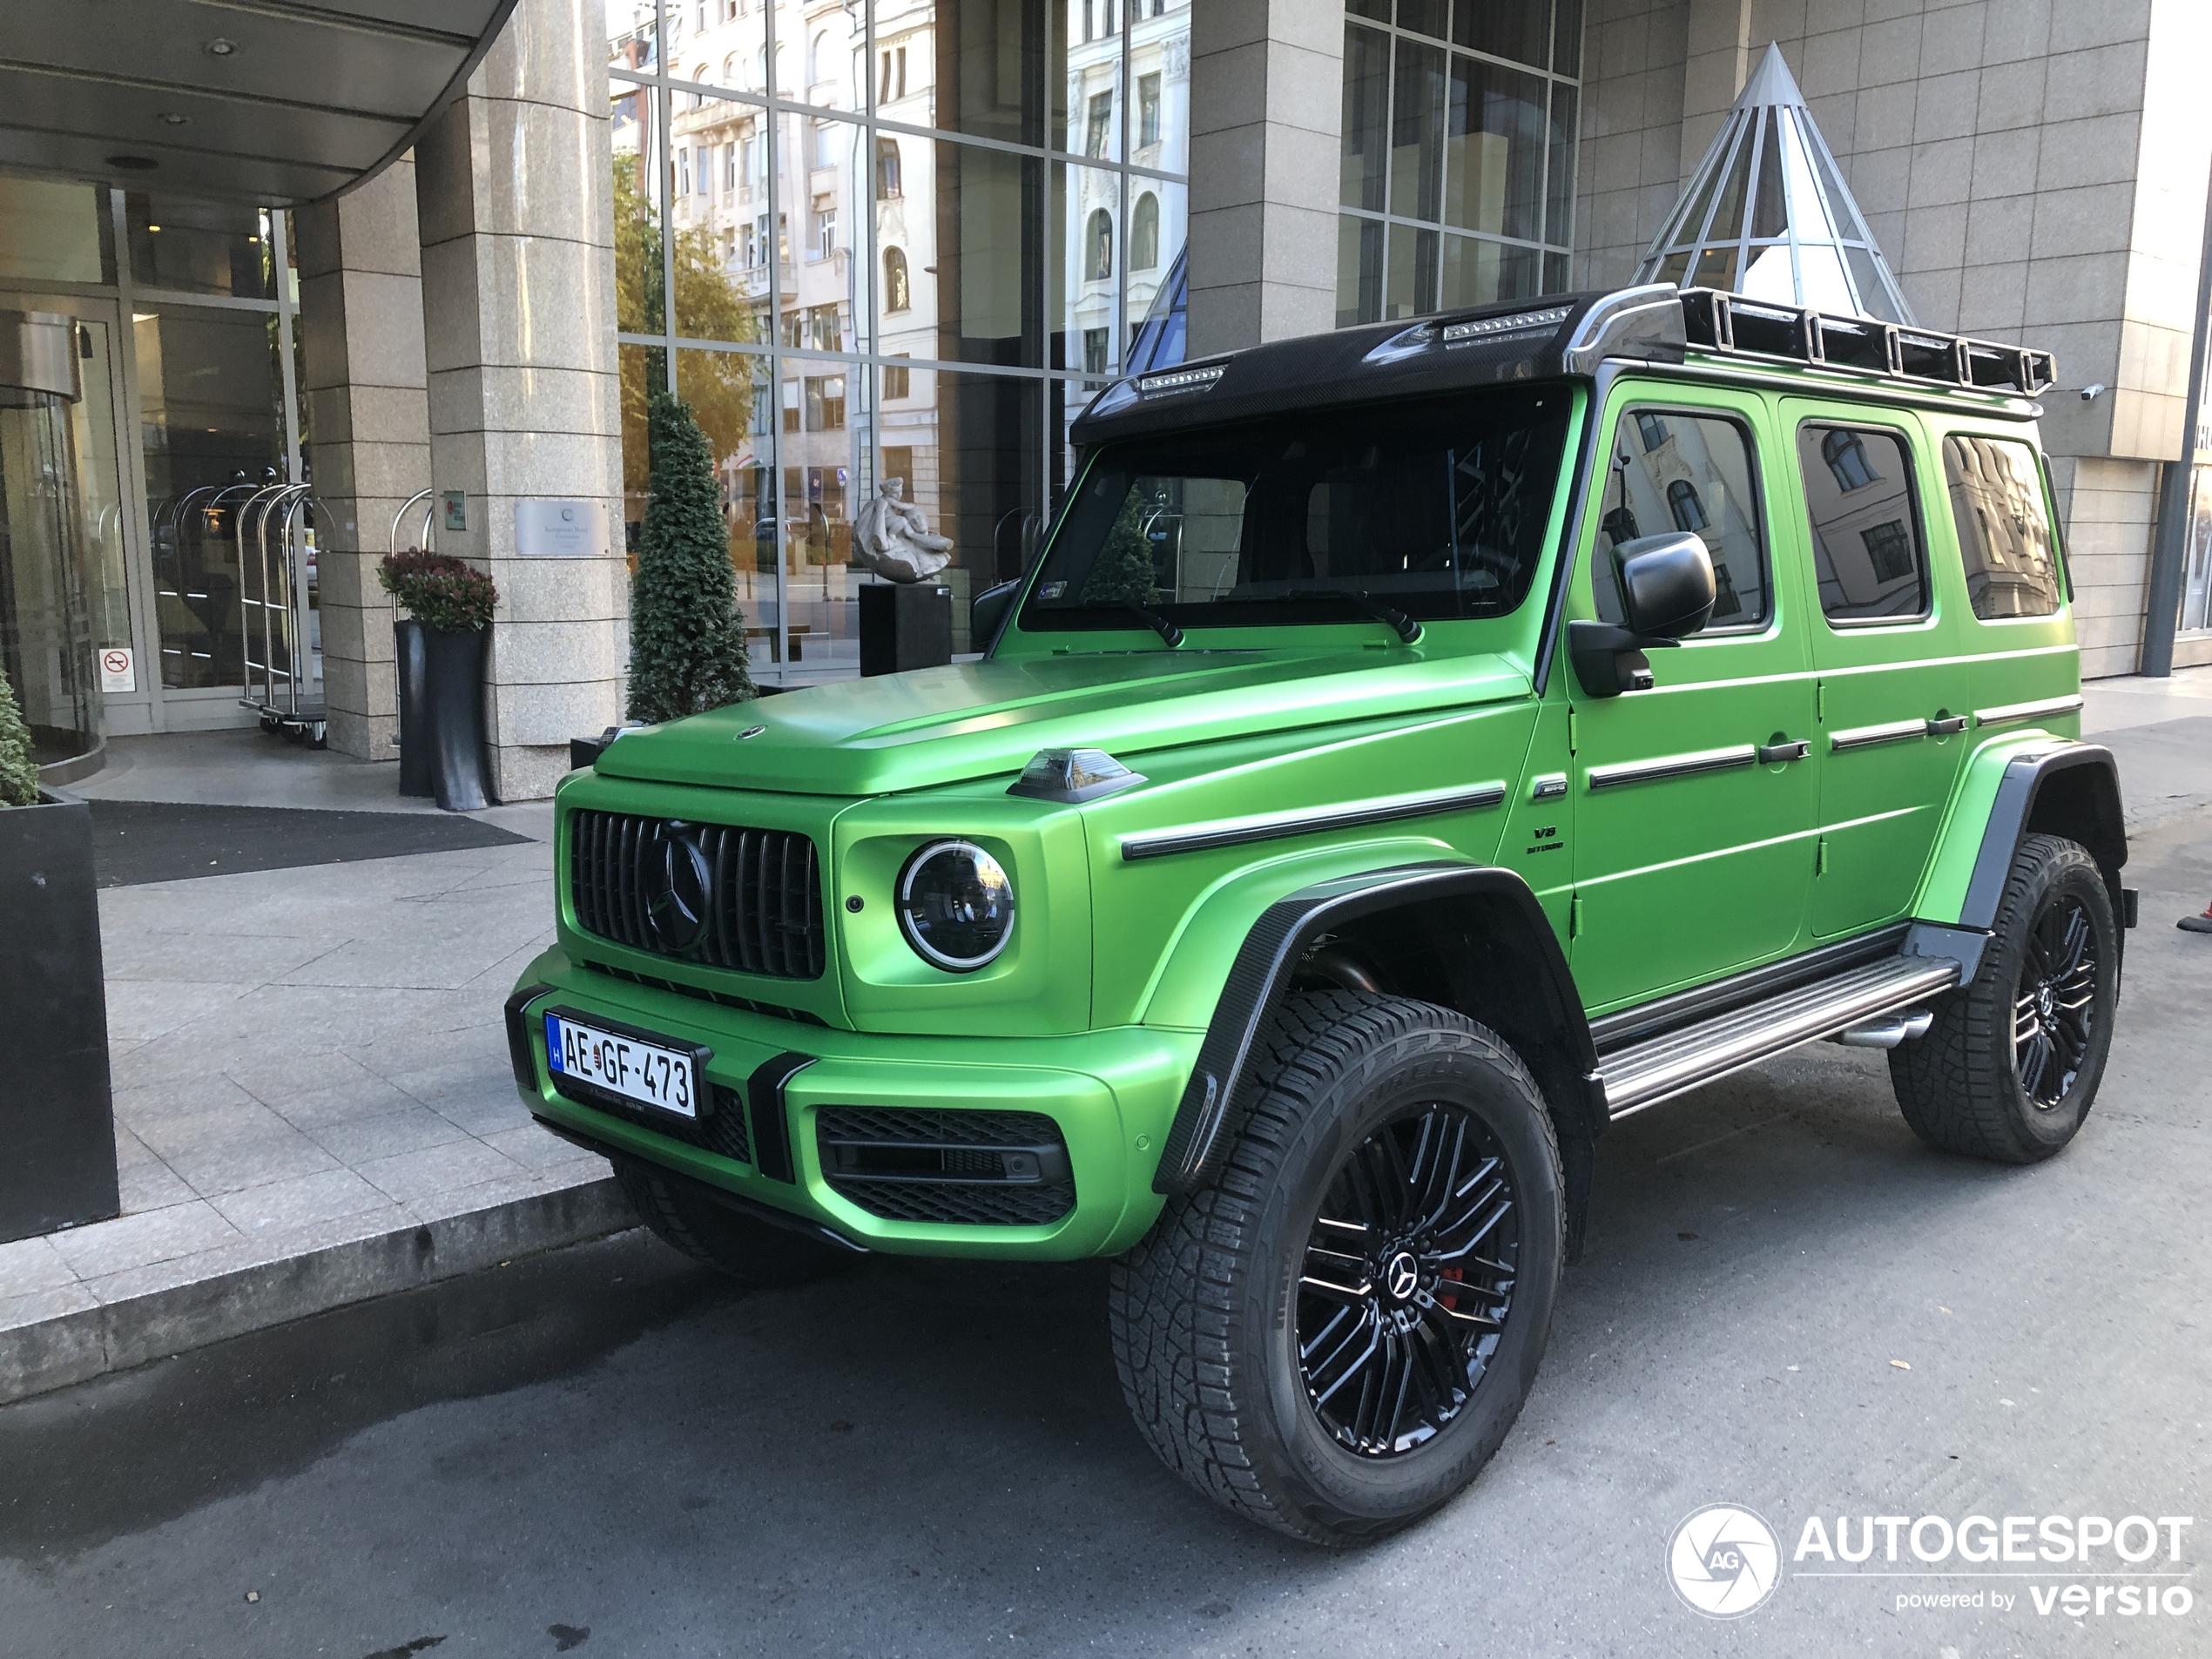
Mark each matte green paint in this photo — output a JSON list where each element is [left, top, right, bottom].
[[516, 362, 2102, 1260]]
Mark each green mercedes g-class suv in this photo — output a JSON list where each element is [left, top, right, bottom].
[[508, 285, 2133, 1546]]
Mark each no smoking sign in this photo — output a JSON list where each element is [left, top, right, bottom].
[[99, 647, 134, 692]]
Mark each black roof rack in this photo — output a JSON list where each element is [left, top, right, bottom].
[[1068, 285, 2054, 448], [1678, 288, 2056, 396]]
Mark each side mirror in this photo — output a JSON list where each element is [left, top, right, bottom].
[[1567, 534, 1717, 699], [1616, 532, 1716, 639], [970, 577, 1022, 651]]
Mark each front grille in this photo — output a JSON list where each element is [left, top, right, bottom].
[[553, 1075, 752, 1165], [569, 810, 825, 980], [817, 1107, 1076, 1227]]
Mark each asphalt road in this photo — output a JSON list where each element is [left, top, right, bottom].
[[3, 815, 2208, 1659]]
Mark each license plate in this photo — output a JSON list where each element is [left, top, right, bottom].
[[544, 1010, 705, 1119]]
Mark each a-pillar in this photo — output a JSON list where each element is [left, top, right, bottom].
[[413, 0, 624, 802], [293, 160, 431, 763], [1185, 0, 1343, 355]]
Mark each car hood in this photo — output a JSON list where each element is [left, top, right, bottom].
[[594, 649, 1533, 798]]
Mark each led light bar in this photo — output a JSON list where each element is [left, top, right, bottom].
[[1440, 305, 1572, 345], [1137, 362, 1226, 399]]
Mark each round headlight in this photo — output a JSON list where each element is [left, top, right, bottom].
[[896, 840, 1015, 971]]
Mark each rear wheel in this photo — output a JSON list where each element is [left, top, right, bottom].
[[615, 1157, 853, 1287], [1890, 833, 2116, 1163], [1111, 991, 1563, 1546]]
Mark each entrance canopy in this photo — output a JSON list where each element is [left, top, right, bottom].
[[0, 0, 518, 206]]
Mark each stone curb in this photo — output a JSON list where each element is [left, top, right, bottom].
[[0, 1178, 636, 1406]]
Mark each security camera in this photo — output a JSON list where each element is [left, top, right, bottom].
[[2080, 383, 2106, 401]]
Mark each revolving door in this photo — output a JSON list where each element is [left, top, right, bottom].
[[0, 311, 103, 781]]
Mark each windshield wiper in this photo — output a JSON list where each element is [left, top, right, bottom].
[[1102, 599, 1184, 648], [1215, 588, 1423, 644]]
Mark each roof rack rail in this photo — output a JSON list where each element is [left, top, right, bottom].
[[1676, 287, 2055, 397]]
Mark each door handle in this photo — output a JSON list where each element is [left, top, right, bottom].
[[1757, 738, 1811, 764], [1925, 714, 1968, 735]]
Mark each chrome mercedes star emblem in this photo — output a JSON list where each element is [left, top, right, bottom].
[[737, 725, 766, 740], [644, 821, 713, 953], [1386, 1251, 1420, 1303]]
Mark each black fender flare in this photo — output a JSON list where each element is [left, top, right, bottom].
[[1151, 861, 1602, 1198], [1961, 743, 2130, 937]]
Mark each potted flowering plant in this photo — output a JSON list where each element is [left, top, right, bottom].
[[0, 668, 118, 1242], [378, 550, 499, 812]]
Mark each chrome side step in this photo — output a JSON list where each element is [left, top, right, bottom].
[[1599, 955, 1960, 1120]]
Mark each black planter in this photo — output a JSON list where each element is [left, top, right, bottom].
[[421, 624, 495, 813], [394, 617, 433, 798], [0, 790, 118, 1244]]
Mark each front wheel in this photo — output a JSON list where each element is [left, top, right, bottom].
[[1110, 991, 1564, 1546], [1890, 833, 2118, 1163]]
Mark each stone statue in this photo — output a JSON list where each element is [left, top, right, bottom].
[[850, 476, 953, 583]]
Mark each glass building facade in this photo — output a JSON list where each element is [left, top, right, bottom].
[[1338, 0, 1581, 327], [608, 0, 1190, 684]]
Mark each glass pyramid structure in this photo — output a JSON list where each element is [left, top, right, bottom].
[[1635, 44, 1916, 326]]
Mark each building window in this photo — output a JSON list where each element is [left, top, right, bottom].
[[1336, 0, 1581, 327], [1138, 73, 1161, 148], [806, 303, 842, 352], [1635, 412, 1669, 453], [815, 202, 837, 260], [877, 45, 907, 104], [1131, 192, 1159, 271], [1824, 428, 1878, 492], [723, 143, 737, 193], [882, 355, 911, 401], [1861, 520, 1914, 583], [1087, 209, 1114, 281], [876, 138, 902, 199], [810, 30, 829, 85], [805, 374, 846, 431], [1084, 327, 1109, 374], [1667, 479, 1708, 534], [1086, 91, 1113, 159], [883, 246, 911, 312], [677, 147, 691, 195]]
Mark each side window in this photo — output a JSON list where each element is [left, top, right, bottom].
[[1944, 435, 2062, 619], [1797, 423, 1927, 623], [1595, 408, 1768, 629]]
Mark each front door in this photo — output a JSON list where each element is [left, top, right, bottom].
[[1566, 386, 1817, 1012], [1779, 403, 1969, 938]]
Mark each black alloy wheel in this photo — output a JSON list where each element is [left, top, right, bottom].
[[1891, 833, 2117, 1163], [1298, 1103, 1519, 1459], [2013, 889, 2097, 1109]]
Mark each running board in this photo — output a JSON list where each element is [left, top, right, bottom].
[[1598, 955, 1960, 1120]]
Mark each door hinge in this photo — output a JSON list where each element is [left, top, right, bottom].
[[1815, 834, 1829, 876], [1568, 891, 1583, 939]]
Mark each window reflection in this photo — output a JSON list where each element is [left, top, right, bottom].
[[611, 1, 1188, 681]]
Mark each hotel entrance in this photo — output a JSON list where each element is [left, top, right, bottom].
[[0, 179, 307, 783]]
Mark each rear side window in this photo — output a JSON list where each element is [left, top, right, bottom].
[[1797, 424, 1927, 623], [1595, 408, 1769, 629], [1944, 435, 2061, 619]]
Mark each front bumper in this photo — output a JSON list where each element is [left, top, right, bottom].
[[506, 948, 1198, 1259]]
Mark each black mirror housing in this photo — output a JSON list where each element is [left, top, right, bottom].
[[971, 577, 1022, 651], [1615, 532, 1716, 638]]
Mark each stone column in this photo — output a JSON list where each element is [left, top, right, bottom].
[[414, 0, 624, 802], [293, 160, 431, 763], [1185, 0, 1343, 355]]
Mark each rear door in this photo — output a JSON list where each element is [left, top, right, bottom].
[[1779, 402, 1969, 938], [1565, 383, 1818, 1012]]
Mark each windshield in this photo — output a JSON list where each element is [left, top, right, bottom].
[[1023, 385, 1572, 635]]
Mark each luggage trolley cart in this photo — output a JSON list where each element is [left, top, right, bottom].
[[236, 480, 330, 746]]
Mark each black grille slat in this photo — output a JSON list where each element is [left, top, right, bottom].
[[567, 810, 825, 981], [816, 1107, 1076, 1227]]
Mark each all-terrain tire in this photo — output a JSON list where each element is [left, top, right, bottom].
[[615, 1157, 853, 1287], [1890, 833, 2117, 1163], [1109, 990, 1564, 1547]]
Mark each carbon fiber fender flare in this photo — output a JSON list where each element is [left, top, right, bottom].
[[1150, 861, 1602, 1198]]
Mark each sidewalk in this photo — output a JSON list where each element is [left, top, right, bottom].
[[3, 668, 2208, 1404], [0, 732, 626, 1403]]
